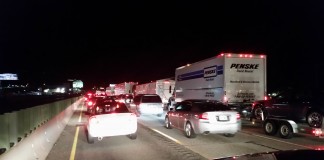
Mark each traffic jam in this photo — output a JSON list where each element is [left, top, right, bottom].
[[79, 53, 324, 159]]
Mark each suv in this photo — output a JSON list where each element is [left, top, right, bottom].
[[130, 94, 164, 117], [251, 87, 324, 128]]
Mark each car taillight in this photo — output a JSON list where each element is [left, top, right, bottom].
[[312, 129, 322, 136], [87, 101, 93, 106], [89, 116, 98, 125], [199, 113, 209, 120], [236, 113, 241, 120]]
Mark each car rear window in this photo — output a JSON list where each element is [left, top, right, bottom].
[[194, 103, 230, 112], [101, 104, 130, 114], [141, 95, 162, 103]]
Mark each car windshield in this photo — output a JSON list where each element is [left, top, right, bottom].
[[100, 104, 130, 114], [194, 102, 231, 112]]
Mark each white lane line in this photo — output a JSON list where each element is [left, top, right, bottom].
[[69, 105, 83, 160], [151, 129, 181, 144]]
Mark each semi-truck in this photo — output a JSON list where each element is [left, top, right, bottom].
[[173, 53, 267, 115], [113, 82, 136, 95], [135, 78, 175, 107]]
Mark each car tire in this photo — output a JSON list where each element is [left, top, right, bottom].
[[263, 119, 277, 136], [185, 122, 196, 138], [165, 117, 172, 129], [278, 122, 293, 139], [128, 132, 137, 140], [87, 128, 95, 144], [307, 111, 323, 128], [224, 133, 235, 137]]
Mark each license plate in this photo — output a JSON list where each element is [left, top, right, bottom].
[[218, 115, 228, 121]]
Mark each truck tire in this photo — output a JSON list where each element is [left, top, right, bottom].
[[278, 122, 293, 139], [264, 119, 277, 136]]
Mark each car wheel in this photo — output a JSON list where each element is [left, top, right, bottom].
[[165, 117, 172, 129], [253, 105, 265, 120], [224, 133, 235, 137], [185, 122, 196, 138], [128, 132, 137, 140], [87, 128, 95, 144], [278, 122, 293, 139], [307, 111, 323, 128], [263, 119, 277, 135], [157, 114, 162, 117]]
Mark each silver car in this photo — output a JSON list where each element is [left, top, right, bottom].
[[165, 99, 241, 138]]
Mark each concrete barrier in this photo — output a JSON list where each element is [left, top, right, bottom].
[[0, 98, 82, 160]]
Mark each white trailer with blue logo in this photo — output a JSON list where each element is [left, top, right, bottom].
[[174, 53, 267, 115]]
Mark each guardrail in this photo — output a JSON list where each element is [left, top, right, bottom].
[[0, 96, 80, 156]]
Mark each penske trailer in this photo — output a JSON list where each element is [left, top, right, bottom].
[[174, 53, 267, 115]]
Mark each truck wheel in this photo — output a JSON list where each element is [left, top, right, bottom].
[[278, 122, 293, 139], [307, 111, 323, 128], [264, 120, 277, 135]]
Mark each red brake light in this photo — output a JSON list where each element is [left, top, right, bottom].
[[199, 113, 209, 120], [312, 129, 322, 136], [87, 101, 93, 106], [236, 113, 241, 120]]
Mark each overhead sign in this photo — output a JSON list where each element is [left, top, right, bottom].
[[0, 73, 18, 80], [72, 80, 83, 88]]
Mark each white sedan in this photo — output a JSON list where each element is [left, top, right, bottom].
[[86, 102, 137, 143]]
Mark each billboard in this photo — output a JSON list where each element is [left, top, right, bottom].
[[0, 73, 18, 80], [72, 80, 83, 88]]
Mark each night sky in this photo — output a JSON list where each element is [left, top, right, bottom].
[[1, 1, 324, 90]]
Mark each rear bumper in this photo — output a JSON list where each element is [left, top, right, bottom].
[[88, 124, 137, 137], [197, 121, 241, 134]]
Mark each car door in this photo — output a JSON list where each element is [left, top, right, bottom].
[[177, 102, 192, 130], [169, 102, 186, 129], [268, 90, 293, 118]]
